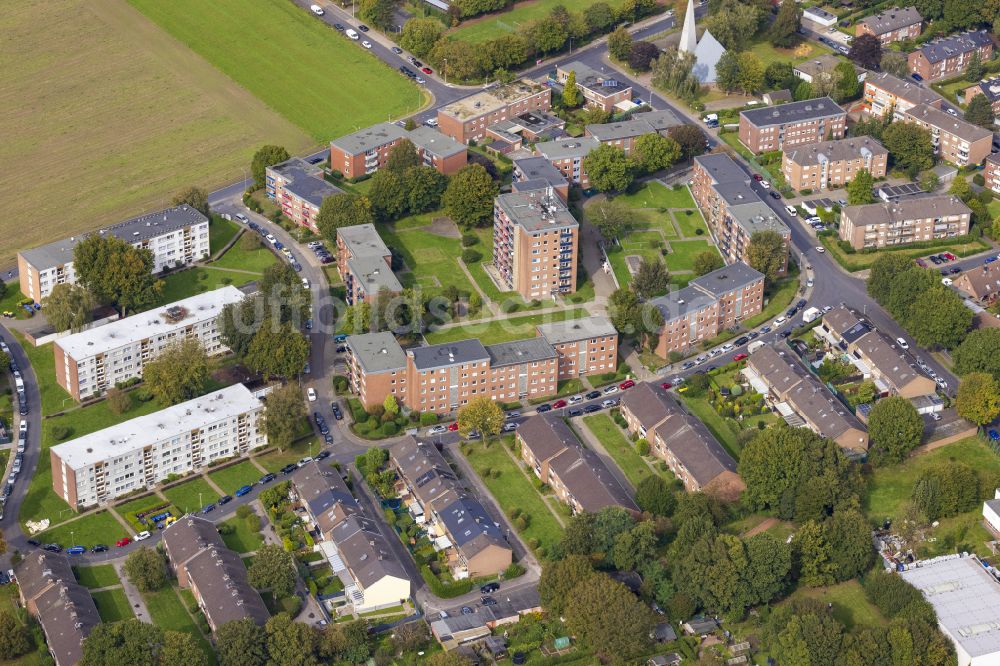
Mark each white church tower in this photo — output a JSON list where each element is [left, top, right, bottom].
[[679, 0, 698, 54]]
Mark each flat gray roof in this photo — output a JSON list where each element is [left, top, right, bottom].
[[741, 97, 844, 128], [338, 223, 391, 259], [689, 262, 764, 297], [330, 122, 409, 156], [20, 204, 208, 271], [651, 285, 717, 323], [727, 201, 790, 237], [485, 337, 556, 367], [346, 255, 403, 294], [586, 109, 683, 142], [439, 79, 547, 121], [496, 187, 578, 233], [408, 126, 466, 158], [346, 332, 407, 374], [268, 158, 341, 207], [513, 157, 566, 187], [534, 137, 600, 161], [409, 339, 489, 371], [537, 315, 617, 344], [714, 180, 758, 206]]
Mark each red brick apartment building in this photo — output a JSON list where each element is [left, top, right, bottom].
[[344, 316, 617, 412], [335, 224, 401, 305], [533, 137, 600, 188], [856, 6, 922, 45], [908, 30, 994, 82], [512, 156, 571, 202], [963, 77, 1000, 118], [986, 153, 1000, 195], [555, 61, 632, 112], [902, 104, 993, 167], [436, 79, 551, 144], [649, 262, 765, 356], [738, 97, 846, 154], [329, 123, 467, 179], [863, 72, 945, 120], [839, 196, 972, 249], [493, 185, 579, 300], [265, 157, 341, 232], [781, 136, 889, 191], [584, 109, 685, 155]]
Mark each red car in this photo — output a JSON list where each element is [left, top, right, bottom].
[[733, 353, 748, 362], [660, 382, 672, 390], [421, 67, 433, 75], [619, 379, 635, 390], [753, 174, 763, 182], [447, 422, 459, 432], [553, 399, 567, 409], [943, 252, 957, 261], [116, 537, 131, 548]]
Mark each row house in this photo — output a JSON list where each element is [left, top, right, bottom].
[[329, 123, 467, 179], [985, 153, 1000, 197], [437, 79, 551, 144], [909, 30, 993, 82], [839, 195, 971, 250], [902, 104, 993, 167], [781, 136, 889, 191], [555, 61, 633, 112], [584, 109, 686, 155], [265, 157, 341, 232], [738, 97, 845, 154], [336, 223, 401, 305], [856, 7, 922, 45]]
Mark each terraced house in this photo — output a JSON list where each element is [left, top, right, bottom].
[[908, 30, 993, 82], [390, 437, 512, 579], [335, 223, 402, 305], [17, 204, 209, 301], [902, 104, 993, 167], [738, 97, 845, 154], [839, 196, 971, 249], [265, 157, 341, 232], [437, 79, 551, 144], [782, 136, 889, 191], [329, 122, 467, 179]]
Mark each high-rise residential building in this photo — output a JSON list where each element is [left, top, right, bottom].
[[782, 136, 889, 191], [908, 30, 993, 82], [51, 384, 265, 508], [738, 97, 846, 154], [53, 285, 244, 401], [17, 205, 209, 301], [839, 196, 971, 249], [493, 185, 579, 300], [335, 224, 401, 305], [329, 123, 467, 179], [437, 79, 551, 144], [265, 157, 341, 232], [512, 157, 570, 202]]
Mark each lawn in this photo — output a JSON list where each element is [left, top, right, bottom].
[[664, 240, 718, 273], [13, 334, 67, 417], [115, 495, 182, 532], [423, 308, 591, 345], [256, 438, 322, 473], [787, 580, 885, 630], [672, 209, 708, 237], [748, 38, 833, 66], [208, 460, 263, 495], [142, 585, 216, 663], [210, 237, 279, 274], [742, 273, 801, 329], [460, 440, 564, 556], [819, 233, 990, 272], [617, 181, 695, 210], [219, 516, 265, 553], [208, 217, 242, 254], [92, 588, 135, 623], [128, 0, 424, 141], [162, 478, 220, 514], [448, 0, 626, 43], [35, 510, 128, 549], [679, 392, 744, 460], [156, 266, 260, 305], [581, 414, 662, 489], [0, 0, 311, 268], [74, 564, 121, 590], [377, 214, 478, 297]]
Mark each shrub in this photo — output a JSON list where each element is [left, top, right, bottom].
[[419, 412, 438, 426], [636, 438, 650, 456], [504, 562, 526, 579], [695, 228, 704, 235], [382, 421, 399, 436], [461, 232, 479, 247], [461, 248, 482, 264], [51, 425, 71, 441], [974, 173, 986, 186]]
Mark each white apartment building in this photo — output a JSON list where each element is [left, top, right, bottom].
[[54, 286, 244, 400], [17, 205, 210, 301], [51, 384, 265, 508]]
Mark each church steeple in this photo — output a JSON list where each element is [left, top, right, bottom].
[[679, 0, 697, 53]]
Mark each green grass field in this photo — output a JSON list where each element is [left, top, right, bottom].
[[142, 586, 216, 663], [92, 588, 135, 623], [209, 460, 263, 494], [447, 0, 627, 43], [128, 0, 424, 140], [788, 580, 885, 630], [74, 564, 121, 589], [748, 38, 833, 66], [13, 334, 67, 417], [819, 233, 990, 272], [157, 266, 259, 305], [162, 478, 219, 514], [664, 240, 719, 273], [673, 209, 709, 237], [35, 510, 128, 549], [220, 516, 265, 553], [461, 440, 564, 556], [581, 414, 661, 489], [1, 0, 311, 267], [210, 240, 279, 274], [208, 217, 242, 253], [423, 308, 591, 345], [378, 215, 478, 296], [617, 182, 695, 209], [256, 438, 322, 473]]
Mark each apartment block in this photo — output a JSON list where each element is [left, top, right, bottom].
[[518, 414, 637, 514], [782, 136, 889, 191], [483, 111, 566, 153], [265, 157, 341, 232], [336, 223, 401, 305], [162, 516, 269, 631], [535, 316, 618, 380], [53, 285, 243, 401], [437, 79, 552, 144], [532, 137, 600, 188], [330, 123, 467, 179], [909, 30, 993, 82], [839, 195, 972, 250], [619, 383, 742, 496], [691, 153, 790, 270], [863, 72, 945, 120], [902, 104, 993, 167], [51, 384, 265, 508], [584, 109, 684, 155], [650, 263, 765, 357], [345, 332, 408, 409], [963, 77, 1000, 119], [856, 6, 922, 45], [18, 205, 209, 301], [291, 461, 410, 611], [556, 61, 632, 112], [952, 260, 1000, 303], [512, 156, 570, 202], [390, 437, 512, 579], [985, 153, 1000, 196], [738, 97, 845, 154], [16, 552, 100, 666], [815, 307, 937, 398], [744, 345, 869, 453], [493, 185, 579, 299]]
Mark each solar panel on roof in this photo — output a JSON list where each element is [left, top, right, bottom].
[[602, 79, 619, 87]]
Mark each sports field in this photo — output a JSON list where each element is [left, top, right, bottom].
[[0, 0, 311, 266], [449, 0, 627, 43]]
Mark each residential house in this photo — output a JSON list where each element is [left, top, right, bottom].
[[983, 488, 1000, 538], [953, 260, 1000, 303], [535, 315, 619, 380], [902, 104, 993, 166], [863, 72, 945, 119], [584, 109, 685, 155], [908, 30, 993, 82], [803, 6, 837, 26], [793, 54, 862, 86], [856, 7, 922, 45], [985, 153, 1000, 196], [265, 157, 341, 232], [962, 77, 1000, 119], [839, 195, 971, 249], [782, 136, 889, 191], [483, 111, 566, 154], [344, 331, 408, 410], [556, 61, 633, 112], [437, 79, 551, 143], [739, 97, 846, 154]]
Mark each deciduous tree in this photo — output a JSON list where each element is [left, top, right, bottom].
[[81, 620, 163, 666], [868, 396, 923, 465], [846, 168, 875, 205], [123, 547, 167, 592], [385, 139, 421, 174], [403, 166, 448, 214], [582, 144, 634, 192], [835, 61, 861, 102], [73, 235, 162, 316], [216, 618, 269, 666], [632, 258, 670, 299], [249, 545, 298, 598], [906, 285, 972, 350], [160, 631, 208, 666], [564, 574, 655, 662], [635, 475, 676, 516], [251, 145, 290, 189], [848, 33, 882, 70], [867, 253, 915, 303], [539, 554, 596, 616], [953, 329, 1000, 381], [456, 396, 503, 441], [966, 92, 996, 128], [142, 337, 209, 406], [106, 386, 131, 415], [668, 124, 707, 159], [881, 51, 909, 78], [715, 50, 741, 93], [629, 41, 661, 71], [608, 26, 633, 61], [0, 611, 30, 660], [882, 122, 934, 177], [262, 383, 307, 451], [794, 520, 837, 587], [738, 52, 765, 94], [631, 133, 682, 174], [706, 0, 762, 51], [588, 198, 630, 240], [367, 169, 408, 222], [693, 250, 724, 276], [399, 18, 444, 58], [43, 283, 95, 333], [443, 164, 498, 228], [265, 613, 319, 666], [358, 0, 395, 29], [769, 0, 801, 47], [316, 194, 374, 241], [826, 507, 874, 581], [320, 619, 370, 663], [746, 230, 787, 283], [246, 321, 310, 379], [956, 372, 1000, 426], [611, 520, 658, 571], [172, 186, 210, 217], [584, 2, 616, 32]]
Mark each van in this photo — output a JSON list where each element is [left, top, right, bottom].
[[346, 29, 359, 40], [310, 4, 324, 14], [703, 113, 719, 127], [801, 307, 821, 324], [747, 340, 766, 354]]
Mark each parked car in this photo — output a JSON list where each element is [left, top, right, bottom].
[[990, 429, 1000, 441], [583, 404, 601, 413], [235, 485, 253, 497], [585, 390, 601, 400], [116, 538, 132, 548], [135, 531, 151, 541], [357, 24, 369, 32], [218, 495, 233, 505], [568, 408, 583, 417], [568, 395, 583, 404], [619, 379, 635, 390], [660, 382, 673, 390], [601, 399, 618, 409], [26, 539, 40, 548], [447, 422, 459, 431], [428, 425, 447, 435], [307, 388, 317, 402], [42, 544, 62, 553], [91, 544, 108, 553], [392, 46, 403, 54], [310, 4, 324, 15], [896, 337, 909, 349], [281, 464, 298, 475], [536, 404, 552, 413], [734, 353, 748, 361], [201, 504, 216, 514], [421, 67, 433, 75], [769, 191, 781, 200], [67, 546, 86, 555], [481, 596, 497, 606], [552, 399, 567, 408], [481, 582, 500, 594], [603, 385, 619, 394], [316, 450, 331, 461], [259, 473, 275, 484]]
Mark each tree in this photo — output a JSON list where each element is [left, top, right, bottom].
[[260, 262, 311, 325], [867, 253, 915, 303], [249, 544, 297, 598], [618, 0, 658, 21], [919, 169, 940, 193], [160, 631, 209, 666], [846, 168, 875, 205], [582, 144, 634, 192], [882, 122, 934, 177], [954, 329, 1000, 381], [632, 258, 670, 299], [706, 0, 763, 51], [635, 475, 677, 516], [265, 613, 319, 666], [403, 166, 448, 214], [906, 286, 972, 350], [967, 50, 985, 81], [584, 2, 616, 32], [668, 124, 707, 160], [81, 619, 163, 666], [562, 70, 580, 107], [43, 283, 95, 332], [142, 337, 209, 406], [399, 17, 444, 58], [246, 321, 310, 379], [456, 396, 503, 441], [738, 52, 766, 94], [358, 0, 395, 28], [526, 16, 567, 54], [608, 288, 664, 350], [172, 185, 210, 217], [539, 554, 596, 616], [608, 26, 633, 61], [251, 145, 290, 189], [651, 48, 701, 102], [216, 618, 269, 666], [693, 250, 724, 276], [795, 520, 837, 587], [745, 532, 791, 605], [588, 198, 630, 240], [835, 61, 861, 102], [746, 230, 786, 283], [956, 372, 1000, 425], [826, 507, 874, 581], [848, 33, 882, 70], [769, 0, 801, 47], [715, 50, 741, 93], [611, 520, 659, 571], [629, 41, 661, 72], [868, 396, 923, 465], [881, 51, 909, 78], [73, 235, 162, 316], [632, 133, 682, 174], [564, 574, 655, 662], [316, 193, 374, 240], [443, 164, 498, 229], [320, 620, 371, 663], [262, 383, 308, 451], [966, 93, 996, 128], [385, 139, 421, 174], [368, 169, 408, 222], [106, 387, 131, 415], [0, 611, 30, 660], [123, 547, 167, 592]]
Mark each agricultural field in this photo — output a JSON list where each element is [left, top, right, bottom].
[[448, 0, 627, 43], [0, 0, 311, 266]]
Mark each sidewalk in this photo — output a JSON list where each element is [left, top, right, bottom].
[[112, 560, 151, 622]]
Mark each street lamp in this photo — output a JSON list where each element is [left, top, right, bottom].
[[443, 58, 448, 85]]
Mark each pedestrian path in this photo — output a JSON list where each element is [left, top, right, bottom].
[[112, 560, 151, 622]]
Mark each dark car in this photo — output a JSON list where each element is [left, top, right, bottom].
[[585, 390, 601, 400], [583, 404, 601, 413], [780, 329, 792, 338], [735, 336, 749, 346], [990, 429, 1000, 441], [318, 422, 330, 435], [930, 255, 942, 265], [769, 190, 781, 200], [786, 307, 797, 317], [568, 408, 583, 417], [27, 539, 40, 548], [796, 299, 807, 309], [391, 46, 403, 54], [313, 411, 323, 423], [358, 24, 369, 32], [334, 23, 345, 30], [281, 464, 298, 475], [747, 331, 759, 340], [950, 266, 961, 274], [316, 450, 331, 461], [481, 596, 497, 606], [42, 544, 62, 553], [91, 544, 108, 553], [911, 72, 923, 82], [332, 405, 343, 420], [481, 582, 500, 594], [462, 606, 474, 615], [201, 504, 216, 514], [536, 404, 552, 413], [236, 485, 253, 497], [259, 474, 275, 484], [335, 345, 348, 353], [409, 57, 421, 67], [218, 495, 234, 505]]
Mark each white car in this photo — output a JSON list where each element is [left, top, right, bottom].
[[603, 385, 619, 394], [601, 399, 617, 408], [362, 40, 372, 49], [774, 316, 786, 325], [236, 213, 249, 223], [302, 278, 310, 289], [568, 395, 583, 404], [785, 206, 797, 216], [424, 118, 438, 127], [298, 457, 314, 467], [427, 425, 448, 435], [822, 305, 833, 313], [721, 343, 734, 352], [806, 216, 822, 224], [815, 246, 825, 253], [135, 531, 151, 541], [807, 278, 814, 287], [760, 180, 770, 189], [19, 421, 26, 434], [502, 422, 519, 432], [896, 337, 909, 350], [266, 234, 277, 245], [307, 388, 317, 402], [310, 4, 324, 15], [942, 277, 953, 286]]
